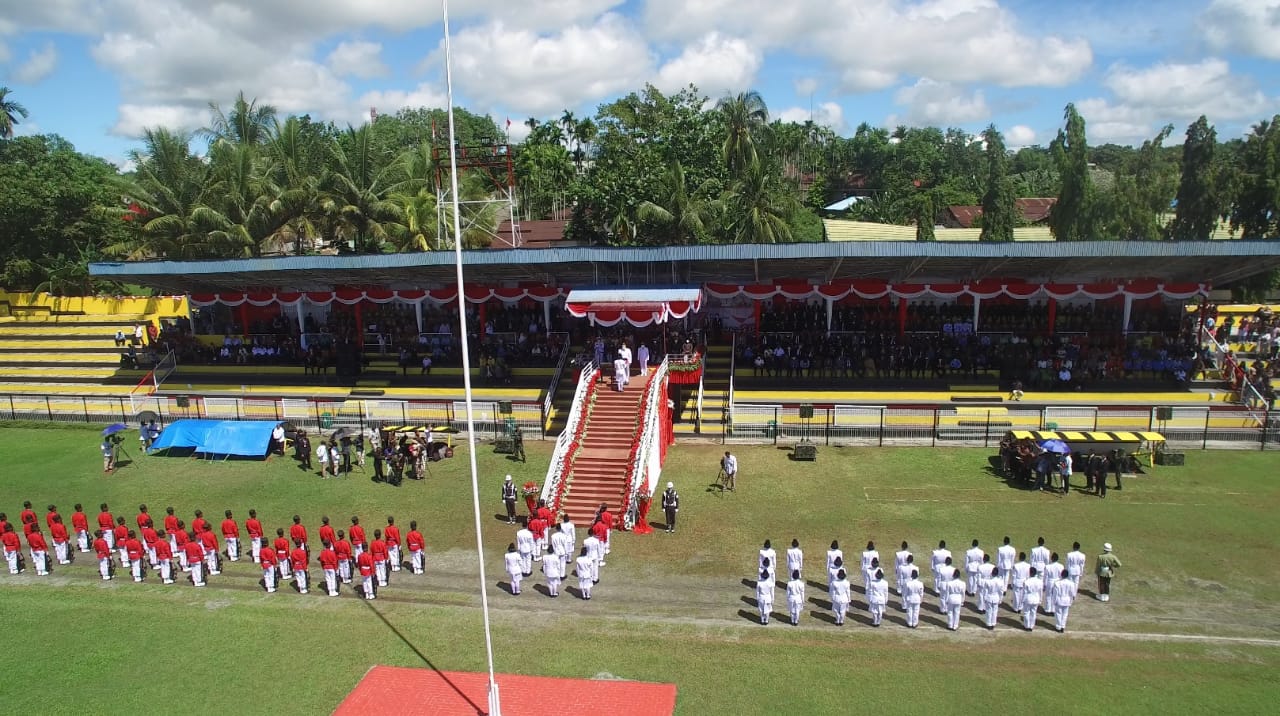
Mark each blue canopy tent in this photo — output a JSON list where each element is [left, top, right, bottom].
[[148, 419, 280, 459]]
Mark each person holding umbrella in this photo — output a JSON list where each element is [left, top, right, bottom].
[[101, 423, 129, 472]]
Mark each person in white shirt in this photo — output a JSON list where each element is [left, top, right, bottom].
[[786, 539, 804, 580], [829, 569, 852, 626], [315, 443, 329, 477], [826, 541, 843, 583], [515, 525, 536, 576], [861, 541, 879, 587], [755, 569, 774, 625], [867, 569, 890, 626], [786, 571, 806, 626], [902, 569, 925, 628], [894, 542, 913, 595], [575, 547, 594, 599], [978, 553, 996, 580], [1011, 552, 1031, 611], [583, 534, 603, 584], [560, 517, 577, 556], [503, 544, 524, 595], [1065, 542, 1087, 588], [613, 356, 628, 391], [827, 556, 845, 594], [758, 540, 778, 583], [1042, 554, 1065, 615], [931, 540, 952, 595], [996, 536, 1016, 585], [618, 343, 632, 384], [1050, 573, 1078, 632], [942, 572, 967, 630], [1030, 537, 1051, 577], [721, 451, 738, 491], [1021, 567, 1045, 630], [935, 557, 957, 614], [964, 539, 985, 595], [979, 571, 1006, 629], [1060, 453, 1073, 494], [550, 525, 573, 574], [542, 545, 563, 597]]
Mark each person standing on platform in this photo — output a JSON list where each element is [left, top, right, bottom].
[[979, 568, 1005, 630], [1095, 543, 1122, 602], [637, 343, 650, 375], [502, 476, 518, 524], [575, 547, 595, 600], [662, 482, 679, 533], [72, 504, 90, 553], [406, 521, 425, 575], [619, 342, 632, 385], [867, 569, 890, 626], [755, 568, 774, 625], [221, 510, 240, 562], [542, 544, 563, 597], [613, 355, 628, 391], [516, 523, 536, 576], [154, 530, 174, 584], [902, 569, 925, 628], [1021, 567, 1044, 631], [1050, 571, 1078, 632], [787, 539, 804, 581], [931, 540, 951, 595], [942, 569, 967, 630], [385, 517, 402, 573], [1066, 542, 1087, 588], [786, 570, 806, 626], [964, 539, 984, 596], [830, 569, 852, 626]]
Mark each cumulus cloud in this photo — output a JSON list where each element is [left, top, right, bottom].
[[327, 41, 388, 79], [1005, 124, 1036, 147], [891, 79, 990, 126], [1202, 0, 1280, 60], [777, 101, 846, 132], [111, 104, 209, 138], [12, 42, 58, 84], [793, 77, 818, 97], [653, 32, 761, 95], [1077, 58, 1274, 144], [357, 84, 450, 124]]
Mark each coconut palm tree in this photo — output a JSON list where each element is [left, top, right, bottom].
[[263, 116, 329, 255], [323, 125, 401, 253], [108, 128, 213, 259], [727, 161, 794, 244], [195, 140, 293, 257], [201, 91, 278, 147], [637, 161, 718, 245], [716, 90, 769, 178], [572, 117, 597, 170], [0, 86, 29, 139]]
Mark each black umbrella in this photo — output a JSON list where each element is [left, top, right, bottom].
[[330, 427, 361, 441], [137, 410, 160, 424]]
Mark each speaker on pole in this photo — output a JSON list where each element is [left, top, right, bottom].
[[1156, 406, 1173, 421]]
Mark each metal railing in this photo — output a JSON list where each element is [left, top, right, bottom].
[[623, 357, 669, 529], [541, 334, 573, 432], [541, 361, 598, 510], [724, 332, 737, 441]]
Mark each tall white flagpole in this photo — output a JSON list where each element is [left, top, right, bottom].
[[441, 1, 501, 713]]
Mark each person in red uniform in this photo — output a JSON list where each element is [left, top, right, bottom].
[[50, 515, 71, 565], [163, 506, 180, 552], [406, 521, 425, 575], [245, 509, 264, 563], [349, 516, 366, 557], [289, 515, 308, 554], [0, 512, 8, 536], [370, 529, 389, 587], [334, 530, 353, 584], [27, 527, 50, 576], [528, 514, 548, 562], [4, 523, 24, 574], [173, 520, 191, 571], [135, 504, 150, 530], [140, 520, 159, 567], [97, 504, 116, 549], [124, 530, 145, 581], [198, 526, 221, 575], [535, 499, 553, 528], [93, 529, 112, 580], [274, 528, 292, 579], [183, 537, 206, 586], [356, 549, 376, 599], [258, 541, 278, 592], [290, 541, 309, 594], [19, 501, 37, 529], [72, 504, 91, 553], [590, 518, 609, 566], [318, 516, 336, 554], [319, 541, 339, 596], [596, 504, 613, 560], [153, 529, 175, 584], [190, 509, 208, 536], [384, 517, 402, 573], [113, 517, 130, 567], [45, 504, 61, 530], [221, 510, 240, 562]]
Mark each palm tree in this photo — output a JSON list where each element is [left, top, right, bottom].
[[572, 117, 597, 170], [0, 86, 30, 139], [637, 161, 718, 245], [195, 140, 292, 257], [108, 128, 212, 259], [728, 161, 793, 244], [323, 125, 400, 253], [559, 110, 576, 149], [201, 91, 278, 147], [717, 90, 769, 178], [264, 116, 328, 255]]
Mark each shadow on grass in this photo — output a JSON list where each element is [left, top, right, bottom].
[[363, 600, 485, 715], [810, 610, 838, 625]]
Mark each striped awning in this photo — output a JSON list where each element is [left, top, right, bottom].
[[1009, 430, 1164, 443]]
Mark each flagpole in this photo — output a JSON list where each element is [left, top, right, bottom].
[[441, 1, 501, 714]]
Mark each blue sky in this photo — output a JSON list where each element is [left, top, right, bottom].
[[3, 0, 1279, 168]]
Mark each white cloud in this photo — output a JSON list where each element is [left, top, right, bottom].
[[1203, 0, 1280, 60], [1077, 58, 1274, 144], [643, 0, 1092, 91], [793, 77, 818, 97], [506, 119, 532, 144], [442, 15, 652, 116], [777, 101, 846, 132], [326, 41, 388, 79], [653, 32, 761, 95], [12, 42, 58, 84], [1006, 124, 1036, 147], [111, 103, 209, 137], [357, 84, 450, 125], [891, 78, 990, 126], [0, 40, 10, 65]]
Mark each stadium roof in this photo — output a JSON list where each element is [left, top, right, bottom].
[[91, 240, 1280, 293]]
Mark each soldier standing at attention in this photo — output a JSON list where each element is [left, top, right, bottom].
[[1095, 543, 1122, 602]]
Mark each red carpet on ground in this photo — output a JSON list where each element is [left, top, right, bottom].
[[334, 665, 677, 716]]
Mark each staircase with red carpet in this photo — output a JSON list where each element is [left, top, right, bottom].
[[560, 375, 649, 523]]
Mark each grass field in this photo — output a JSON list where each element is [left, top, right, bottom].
[[1, 423, 1278, 715]]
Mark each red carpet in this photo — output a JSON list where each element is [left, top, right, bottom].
[[334, 665, 677, 716]]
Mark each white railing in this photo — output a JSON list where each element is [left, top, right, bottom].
[[128, 349, 176, 414], [623, 357, 669, 529], [1199, 324, 1267, 421], [541, 361, 598, 510], [694, 369, 705, 432], [726, 332, 737, 431], [541, 333, 572, 430]]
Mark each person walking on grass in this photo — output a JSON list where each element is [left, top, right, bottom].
[[1095, 543, 1122, 602]]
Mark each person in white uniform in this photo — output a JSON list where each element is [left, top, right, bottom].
[[613, 356, 628, 391], [575, 547, 595, 599], [860, 542, 879, 587], [1010, 552, 1031, 611], [1050, 572, 1078, 632], [755, 569, 774, 624], [504, 543, 524, 595], [550, 525, 573, 574], [618, 343, 632, 384], [935, 557, 957, 614], [964, 539, 985, 595], [786, 539, 804, 581], [785, 570, 806, 625], [1021, 567, 1045, 630], [866, 569, 890, 626], [979, 569, 1006, 629], [826, 541, 844, 587], [1042, 554, 1065, 616], [931, 540, 952, 595], [902, 569, 925, 628], [542, 545, 563, 597], [996, 536, 1016, 585], [1030, 537, 1051, 578], [894, 542, 913, 595], [515, 524, 535, 576], [978, 553, 996, 580], [1065, 542, 1087, 588], [829, 569, 852, 625], [560, 517, 577, 556], [942, 571, 967, 630], [758, 540, 778, 583], [827, 556, 845, 594], [583, 533, 603, 583]]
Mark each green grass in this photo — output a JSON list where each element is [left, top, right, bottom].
[[1, 424, 1278, 714]]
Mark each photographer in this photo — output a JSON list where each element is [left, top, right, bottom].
[[720, 451, 737, 492]]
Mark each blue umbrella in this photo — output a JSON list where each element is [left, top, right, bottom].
[[102, 423, 129, 437], [1038, 439, 1071, 454]]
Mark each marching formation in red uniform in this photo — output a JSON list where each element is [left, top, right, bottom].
[[2, 500, 426, 600]]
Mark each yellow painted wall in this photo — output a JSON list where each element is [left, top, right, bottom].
[[0, 291, 188, 318]]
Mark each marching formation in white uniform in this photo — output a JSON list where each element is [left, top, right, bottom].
[[750, 536, 1090, 633]]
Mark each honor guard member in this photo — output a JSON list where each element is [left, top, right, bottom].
[[542, 545, 563, 597], [942, 569, 967, 630], [867, 569, 890, 626], [661, 482, 679, 533], [930, 540, 952, 595], [502, 476, 518, 524], [1050, 572, 1078, 632], [786, 539, 804, 580], [1042, 554, 1065, 616], [826, 541, 844, 589], [575, 547, 595, 600], [861, 541, 880, 587], [964, 539, 985, 595], [1030, 537, 1051, 577], [935, 557, 957, 614], [830, 569, 852, 626], [384, 517, 402, 573], [755, 569, 774, 624], [758, 540, 778, 583], [902, 569, 925, 628], [1095, 543, 1122, 602], [406, 521, 426, 575], [996, 536, 1016, 585], [979, 568, 1006, 629], [550, 523, 573, 574], [1021, 567, 1045, 630], [1011, 552, 1031, 611], [259, 543, 278, 592], [515, 523, 536, 576], [894, 542, 913, 595], [785, 571, 806, 626], [1066, 542, 1087, 588]]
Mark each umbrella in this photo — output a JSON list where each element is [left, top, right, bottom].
[[102, 423, 129, 437], [137, 410, 160, 424], [1038, 439, 1071, 454], [330, 427, 362, 442]]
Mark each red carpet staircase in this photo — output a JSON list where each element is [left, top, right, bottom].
[[560, 375, 648, 523]]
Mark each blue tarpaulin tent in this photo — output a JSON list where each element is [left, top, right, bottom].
[[148, 419, 280, 458]]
